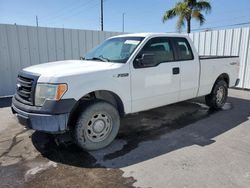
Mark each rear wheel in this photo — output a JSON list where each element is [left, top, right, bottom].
[[74, 100, 120, 150], [205, 80, 228, 109]]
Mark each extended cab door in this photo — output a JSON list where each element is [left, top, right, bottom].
[[171, 37, 200, 101], [130, 37, 181, 113]]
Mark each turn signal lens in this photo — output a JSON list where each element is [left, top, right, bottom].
[[56, 84, 68, 100]]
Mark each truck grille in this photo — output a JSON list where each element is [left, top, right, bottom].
[[15, 72, 39, 105]]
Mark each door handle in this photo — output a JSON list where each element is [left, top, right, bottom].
[[230, 62, 237, 65], [172, 67, 180, 75]]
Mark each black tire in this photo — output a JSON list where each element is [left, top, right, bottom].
[[74, 100, 120, 150], [205, 80, 228, 109]]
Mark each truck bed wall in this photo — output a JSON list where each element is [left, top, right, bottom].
[[198, 57, 239, 97]]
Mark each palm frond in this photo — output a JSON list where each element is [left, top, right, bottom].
[[175, 1, 190, 15], [192, 10, 205, 25], [163, 1, 190, 23], [185, 0, 197, 7], [162, 8, 177, 23], [195, 0, 211, 13]]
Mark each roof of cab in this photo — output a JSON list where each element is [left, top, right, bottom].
[[111, 32, 187, 38]]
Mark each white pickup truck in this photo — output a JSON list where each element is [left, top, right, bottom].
[[12, 33, 240, 150]]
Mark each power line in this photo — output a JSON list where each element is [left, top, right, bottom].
[[203, 14, 250, 26], [192, 21, 250, 32], [40, 0, 98, 25], [40, 0, 89, 22]]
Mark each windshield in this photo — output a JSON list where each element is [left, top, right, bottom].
[[84, 37, 144, 63]]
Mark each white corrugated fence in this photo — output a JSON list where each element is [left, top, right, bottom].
[[188, 27, 250, 89], [0, 24, 123, 96]]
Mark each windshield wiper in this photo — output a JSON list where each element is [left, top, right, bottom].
[[86, 56, 110, 62]]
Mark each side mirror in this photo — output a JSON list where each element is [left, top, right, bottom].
[[136, 53, 157, 67]]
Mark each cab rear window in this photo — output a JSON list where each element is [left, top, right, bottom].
[[173, 38, 194, 61]]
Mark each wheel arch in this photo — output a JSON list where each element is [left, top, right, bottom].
[[210, 73, 230, 94], [215, 73, 230, 86], [67, 90, 125, 130]]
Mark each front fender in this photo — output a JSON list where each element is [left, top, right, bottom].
[[62, 76, 131, 114]]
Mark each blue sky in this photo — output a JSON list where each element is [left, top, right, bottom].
[[0, 0, 250, 33]]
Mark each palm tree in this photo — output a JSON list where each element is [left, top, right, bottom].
[[162, 0, 211, 33]]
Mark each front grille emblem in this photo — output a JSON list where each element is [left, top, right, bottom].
[[16, 83, 21, 90]]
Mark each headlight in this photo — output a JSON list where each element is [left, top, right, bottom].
[[35, 83, 68, 106]]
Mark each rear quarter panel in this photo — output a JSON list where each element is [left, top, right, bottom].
[[198, 57, 240, 96]]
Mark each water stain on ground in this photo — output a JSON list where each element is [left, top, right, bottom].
[[23, 163, 136, 188], [0, 162, 27, 187], [27, 133, 137, 187], [0, 155, 136, 188]]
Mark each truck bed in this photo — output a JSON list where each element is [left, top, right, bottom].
[[198, 56, 239, 97]]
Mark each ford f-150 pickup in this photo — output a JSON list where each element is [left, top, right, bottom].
[[12, 33, 240, 150]]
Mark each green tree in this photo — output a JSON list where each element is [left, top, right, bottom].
[[162, 0, 211, 33]]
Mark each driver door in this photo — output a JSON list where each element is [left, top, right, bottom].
[[130, 37, 181, 113]]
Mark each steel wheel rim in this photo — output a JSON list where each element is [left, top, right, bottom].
[[216, 86, 225, 105], [84, 113, 112, 143]]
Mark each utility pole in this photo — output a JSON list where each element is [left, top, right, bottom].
[[36, 16, 39, 27], [101, 0, 103, 31], [122, 13, 125, 32]]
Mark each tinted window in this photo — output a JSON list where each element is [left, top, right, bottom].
[[174, 38, 193, 60], [138, 37, 174, 64]]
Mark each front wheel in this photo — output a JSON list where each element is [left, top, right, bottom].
[[74, 101, 120, 150], [205, 80, 228, 109]]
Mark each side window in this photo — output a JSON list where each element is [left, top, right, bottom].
[[174, 38, 194, 61], [139, 37, 174, 64]]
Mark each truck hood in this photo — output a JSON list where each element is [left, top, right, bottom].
[[23, 60, 121, 78]]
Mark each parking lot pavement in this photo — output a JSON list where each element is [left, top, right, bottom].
[[0, 89, 250, 187]]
